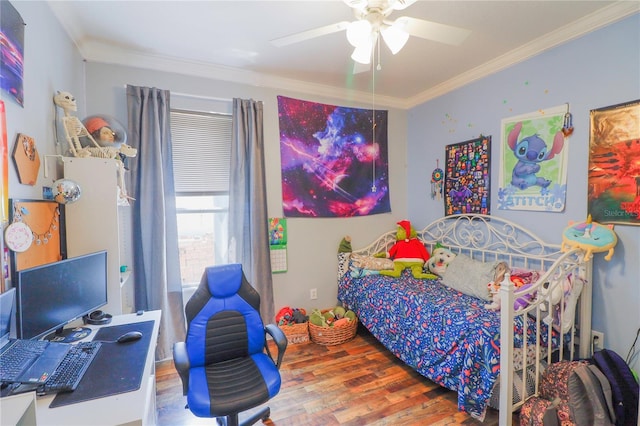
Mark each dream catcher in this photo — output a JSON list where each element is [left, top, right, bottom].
[[431, 159, 444, 200], [562, 103, 574, 137]]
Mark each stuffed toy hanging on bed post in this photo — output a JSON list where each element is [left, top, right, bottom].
[[375, 220, 437, 279]]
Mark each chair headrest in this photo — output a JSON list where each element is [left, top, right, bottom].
[[206, 263, 243, 298]]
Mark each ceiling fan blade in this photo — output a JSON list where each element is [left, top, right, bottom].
[[391, 0, 418, 11], [400, 16, 471, 46], [352, 61, 371, 74], [271, 21, 350, 47], [343, 0, 367, 11]]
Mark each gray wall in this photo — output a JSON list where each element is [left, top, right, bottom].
[[4, 1, 86, 201], [407, 14, 640, 372]]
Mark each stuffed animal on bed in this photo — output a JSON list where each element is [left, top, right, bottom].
[[485, 262, 530, 311], [375, 220, 437, 279], [426, 243, 456, 277]]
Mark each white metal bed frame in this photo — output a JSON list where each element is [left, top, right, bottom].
[[337, 214, 592, 425]]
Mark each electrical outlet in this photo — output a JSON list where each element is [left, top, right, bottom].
[[592, 330, 604, 352], [310, 288, 317, 300]]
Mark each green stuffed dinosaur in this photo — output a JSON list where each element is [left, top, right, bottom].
[[375, 220, 437, 280], [338, 235, 352, 253]]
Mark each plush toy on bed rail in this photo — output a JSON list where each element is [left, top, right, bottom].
[[485, 262, 532, 311], [561, 215, 617, 261], [374, 220, 437, 279]]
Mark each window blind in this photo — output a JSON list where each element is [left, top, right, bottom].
[[170, 110, 231, 193]]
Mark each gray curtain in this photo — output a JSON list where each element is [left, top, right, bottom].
[[126, 85, 185, 360], [228, 98, 274, 323]]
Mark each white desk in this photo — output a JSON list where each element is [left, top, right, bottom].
[[1, 310, 161, 426]]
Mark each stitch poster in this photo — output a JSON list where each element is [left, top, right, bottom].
[[277, 96, 390, 218], [588, 99, 640, 226], [498, 105, 569, 212]]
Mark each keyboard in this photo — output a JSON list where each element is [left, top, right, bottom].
[[38, 341, 102, 395], [0, 339, 49, 382]]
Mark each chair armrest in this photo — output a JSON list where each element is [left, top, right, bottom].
[[172, 341, 190, 396], [265, 323, 288, 369]]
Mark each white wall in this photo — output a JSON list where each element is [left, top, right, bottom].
[[81, 63, 409, 314], [4, 1, 86, 202], [407, 14, 640, 373]]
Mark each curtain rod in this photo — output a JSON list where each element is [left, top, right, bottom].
[[122, 85, 231, 103], [171, 92, 232, 103]]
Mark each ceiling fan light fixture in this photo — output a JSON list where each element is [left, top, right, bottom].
[[346, 20, 372, 47], [381, 22, 409, 54], [351, 39, 374, 64]]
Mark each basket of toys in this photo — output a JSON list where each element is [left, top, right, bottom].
[[308, 306, 358, 346], [276, 307, 310, 344]]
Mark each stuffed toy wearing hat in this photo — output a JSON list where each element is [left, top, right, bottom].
[[426, 243, 456, 277], [85, 116, 118, 146], [375, 220, 437, 279]]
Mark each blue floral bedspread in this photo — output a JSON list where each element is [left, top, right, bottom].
[[338, 270, 557, 420]]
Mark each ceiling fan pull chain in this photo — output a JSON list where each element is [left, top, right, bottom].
[[371, 41, 377, 193]]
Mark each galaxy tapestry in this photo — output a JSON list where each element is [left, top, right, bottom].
[[277, 96, 390, 218], [0, 1, 25, 107]]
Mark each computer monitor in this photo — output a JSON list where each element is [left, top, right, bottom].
[[15, 250, 108, 341]]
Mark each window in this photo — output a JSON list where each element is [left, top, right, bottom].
[[170, 109, 231, 287]]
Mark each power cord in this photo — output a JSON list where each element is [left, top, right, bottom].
[[625, 327, 640, 365]]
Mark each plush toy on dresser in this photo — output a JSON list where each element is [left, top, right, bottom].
[[375, 220, 437, 279]]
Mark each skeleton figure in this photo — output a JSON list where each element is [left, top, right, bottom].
[[53, 91, 137, 204], [54, 91, 138, 160]]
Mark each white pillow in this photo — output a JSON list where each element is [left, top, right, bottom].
[[441, 254, 500, 301]]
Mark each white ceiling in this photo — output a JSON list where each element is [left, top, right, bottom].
[[48, 1, 639, 109]]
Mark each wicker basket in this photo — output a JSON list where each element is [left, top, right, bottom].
[[309, 316, 358, 346], [280, 322, 310, 344]]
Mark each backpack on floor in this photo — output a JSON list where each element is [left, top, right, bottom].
[[520, 396, 560, 426], [592, 349, 640, 426], [520, 360, 616, 426]]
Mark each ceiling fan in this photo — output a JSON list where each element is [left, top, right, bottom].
[[270, 0, 471, 66]]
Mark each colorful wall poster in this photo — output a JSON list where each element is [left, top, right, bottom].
[[444, 136, 491, 216], [588, 99, 640, 225], [498, 105, 569, 212]]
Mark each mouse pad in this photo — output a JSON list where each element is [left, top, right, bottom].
[[50, 320, 155, 408]]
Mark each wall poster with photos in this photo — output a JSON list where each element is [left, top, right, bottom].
[[444, 136, 491, 216], [7, 199, 66, 283], [588, 99, 640, 225]]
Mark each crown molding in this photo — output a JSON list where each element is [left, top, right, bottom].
[[78, 40, 407, 109]]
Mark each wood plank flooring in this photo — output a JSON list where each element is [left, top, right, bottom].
[[155, 326, 517, 425]]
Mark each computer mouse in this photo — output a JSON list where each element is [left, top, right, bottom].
[[116, 331, 143, 343]]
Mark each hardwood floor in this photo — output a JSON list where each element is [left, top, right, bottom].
[[155, 326, 517, 425]]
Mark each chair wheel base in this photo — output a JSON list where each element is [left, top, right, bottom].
[[214, 406, 271, 426]]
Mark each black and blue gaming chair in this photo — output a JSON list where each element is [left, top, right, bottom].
[[173, 263, 287, 426]]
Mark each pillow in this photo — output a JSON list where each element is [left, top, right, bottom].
[[349, 253, 394, 270], [441, 254, 500, 301]]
